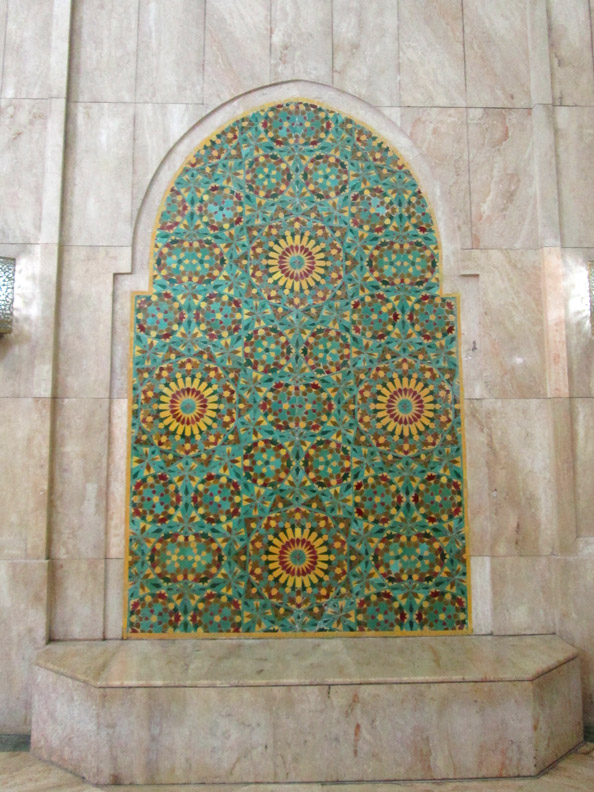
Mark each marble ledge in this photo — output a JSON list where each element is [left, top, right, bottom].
[[35, 635, 577, 689]]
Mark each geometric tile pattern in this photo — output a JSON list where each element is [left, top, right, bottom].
[[125, 101, 469, 636]]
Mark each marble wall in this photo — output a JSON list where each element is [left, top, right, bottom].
[[1, 0, 594, 733]]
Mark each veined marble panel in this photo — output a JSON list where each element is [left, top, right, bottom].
[[69, 0, 138, 102], [532, 105, 561, 249], [571, 398, 594, 538], [556, 556, 594, 726], [555, 107, 594, 248], [56, 246, 129, 399], [469, 556, 492, 635], [0, 398, 50, 561], [464, 399, 489, 555], [470, 250, 547, 399], [483, 400, 556, 556], [204, 0, 270, 106], [110, 269, 149, 401], [400, 108, 471, 249], [104, 559, 124, 640], [1, 0, 52, 99], [62, 103, 135, 246], [399, 0, 465, 107], [333, 0, 399, 106], [528, 0, 554, 106], [464, 0, 531, 107], [49, 399, 109, 560], [0, 1, 6, 98], [491, 556, 554, 635], [136, 1, 205, 104], [271, 0, 332, 84], [562, 249, 594, 397], [106, 399, 128, 559], [0, 100, 48, 244], [49, 559, 105, 640], [548, 0, 594, 106], [0, 560, 48, 732], [550, 398, 578, 555], [0, 752, 98, 792], [468, 109, 538, 249]]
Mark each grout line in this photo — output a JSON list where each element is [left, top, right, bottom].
[[18, 98, 584, 110]]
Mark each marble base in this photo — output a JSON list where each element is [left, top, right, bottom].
[[30, 636, 582, 785]]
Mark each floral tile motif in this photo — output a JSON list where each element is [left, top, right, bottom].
[[125, 101, 469, 636]]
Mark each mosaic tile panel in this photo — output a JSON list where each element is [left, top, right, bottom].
[[125, 101, 469, 636]]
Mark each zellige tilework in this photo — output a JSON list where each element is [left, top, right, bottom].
[[125, 101, 469, 636]]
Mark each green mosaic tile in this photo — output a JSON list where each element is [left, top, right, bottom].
[[125, 101, 469, 636]]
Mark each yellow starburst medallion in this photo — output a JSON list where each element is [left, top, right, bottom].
[[159, 375, 219, 437], [268, 231, 327, 292], [375, 375, 435, 438], [266, 526, 329, 590]]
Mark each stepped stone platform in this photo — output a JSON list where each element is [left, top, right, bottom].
[[31, 635, 582, 786]]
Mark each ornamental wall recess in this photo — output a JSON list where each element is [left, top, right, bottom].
[[124, 101, 470, 638]]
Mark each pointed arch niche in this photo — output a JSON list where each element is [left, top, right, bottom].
[[124, 83, 470, 637]]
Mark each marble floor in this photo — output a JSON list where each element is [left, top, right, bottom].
[[1, 745, 594, 792]]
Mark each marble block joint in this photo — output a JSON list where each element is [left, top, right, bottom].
[[31, 635, 582, 785]]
